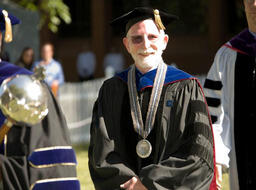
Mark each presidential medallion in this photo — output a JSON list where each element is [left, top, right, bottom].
[[128, 62, 167, 159], [136, 139, 152, 158]]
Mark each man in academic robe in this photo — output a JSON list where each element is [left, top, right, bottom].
[[0, 8, 80, 190], [203, 0, 256, 189], [89, 7, 216, 190]]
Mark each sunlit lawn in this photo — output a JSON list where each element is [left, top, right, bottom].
[[74, 144, 230, 190], [73, 144, 94, 190], [222, 172, 230, 190]]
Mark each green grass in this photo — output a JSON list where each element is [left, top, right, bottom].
[[73, 144, 95, 190], [74, 144, 230, 190]]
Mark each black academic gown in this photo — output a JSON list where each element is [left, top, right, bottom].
[[0, 61, 80, 190], [89, 65, 215, 190]]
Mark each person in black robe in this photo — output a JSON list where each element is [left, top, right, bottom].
[[0, 8, 80, 190], [204, 0, 256, 189], [89, 7, 216, 190]]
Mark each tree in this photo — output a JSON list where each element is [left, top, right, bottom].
[[10, 0, 71, 33]]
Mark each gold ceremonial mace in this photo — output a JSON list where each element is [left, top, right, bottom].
[[0, 67, 48, 143]]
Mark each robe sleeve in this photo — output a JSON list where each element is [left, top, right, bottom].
[[139, 79, 215, 190], [0, 84, 80, 190], [203, 45, 236, 167], [88, 84, 137, 190]]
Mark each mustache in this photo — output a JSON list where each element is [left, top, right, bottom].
[[137, 48, 155, 54]]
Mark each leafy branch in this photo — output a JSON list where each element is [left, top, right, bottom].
[[11, 0, 71, 33]]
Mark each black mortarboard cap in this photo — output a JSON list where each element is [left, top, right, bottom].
[[110, 7, 179, 35], [0, 8, 20, 42]]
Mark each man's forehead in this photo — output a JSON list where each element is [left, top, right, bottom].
[[127, 19, 160, 36]]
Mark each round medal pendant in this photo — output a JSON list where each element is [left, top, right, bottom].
[[136, 139, 152, 158]]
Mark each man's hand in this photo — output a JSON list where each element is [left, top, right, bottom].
[[120, 177, 147, 190], [51, 80, 59, 97]]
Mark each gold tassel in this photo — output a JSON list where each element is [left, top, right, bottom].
[[153, 9, 165, 30], [2, 10, 13, 43]]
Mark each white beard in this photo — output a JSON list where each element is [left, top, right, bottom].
[[133, 48, 163, 72]]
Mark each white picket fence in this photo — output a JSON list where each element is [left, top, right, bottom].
[[58, 78, 105, 144]]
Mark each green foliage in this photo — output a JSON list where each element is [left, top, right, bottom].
[[11, 0, 71, 33]]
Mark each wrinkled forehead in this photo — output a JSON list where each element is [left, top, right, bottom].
[[244, 0, 256, 5], [245, 0, 256, 3], [127, 19, 161, 36], [244, 0, 256, 12]]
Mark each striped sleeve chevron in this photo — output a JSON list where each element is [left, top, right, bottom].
[[203, 44, 235, 125], [204, 79, 222, 124], [203, 43, 236, 167], [28, 146, 77, 168], [28, 146, 80, 190]]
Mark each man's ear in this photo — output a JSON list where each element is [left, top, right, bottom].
[[162, 34, 169, 50], [123, 37, 130, 53]]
